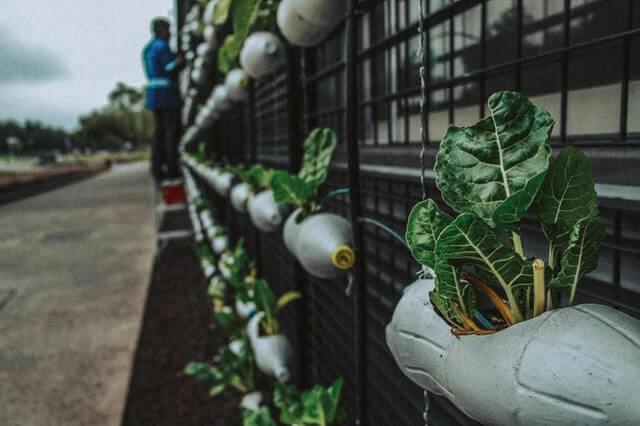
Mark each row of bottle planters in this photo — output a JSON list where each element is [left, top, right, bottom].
[[183, 157, 640, 426], [184, 157, 355, 281], [183, 167, 297, 415]]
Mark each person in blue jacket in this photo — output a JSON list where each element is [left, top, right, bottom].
[[142, 17, 183, 182]]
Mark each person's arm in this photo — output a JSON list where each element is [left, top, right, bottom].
[[158, 43, 183, 76]]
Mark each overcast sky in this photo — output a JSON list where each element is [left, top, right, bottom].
[[0, 0, 174, 130]]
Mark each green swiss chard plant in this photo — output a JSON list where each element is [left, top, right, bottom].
[[185, 338, 255, 397], [271, 128, 338, 223], [215, 0, 280, 73], [252, 278, 301, 336], [227, 163, 276, 194], [242, 406, 277, 426], [406, 91, 605, 334], [219, 240, 257, 302], [273, 378, 345, 426]]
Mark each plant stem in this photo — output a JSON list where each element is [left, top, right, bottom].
[[464, 274, 515, 325], [533, 259, 546, 317], [546, 289, 554, 310], [548, 244, 557, 271], [512, 232, 525, 259], [505, 290, 524, 323], [453, 305, 482, 332]]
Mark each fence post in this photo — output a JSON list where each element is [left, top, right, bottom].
[[246, 81, 261, 262], [344, 1, 367, 424], [285, 47, 310, 388]]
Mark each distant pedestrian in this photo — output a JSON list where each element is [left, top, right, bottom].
[[142, 17, 183, 182]]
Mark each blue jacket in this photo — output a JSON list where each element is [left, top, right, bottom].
[[142, 38, 182, 110]]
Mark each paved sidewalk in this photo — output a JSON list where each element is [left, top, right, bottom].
[[0, 163, 155, 426]]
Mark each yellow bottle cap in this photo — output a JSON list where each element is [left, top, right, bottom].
[[331, 245, 356, 270]]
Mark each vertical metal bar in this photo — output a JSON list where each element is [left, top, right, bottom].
[[479, 0, 487, 117], [560, 0, 571, 143], [345, 0, 367, 424], [620, 0, 633, 141], [424, 0, 431, 144], [247, 81, 262, 267], [613, 211, 622, 288], [287, 48, 304, 172], [448, 12, 455, 124], [515, 0, 523, 91], [285, 46, 310, 388]]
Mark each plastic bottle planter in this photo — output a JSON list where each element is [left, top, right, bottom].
[[201, 259, 216, 280], [197, 42, 212, 58], [290, 0, 346, 25], [191, 67, 204, 84], [385, 279, 640, 426], [282, 210, 355, 279], [240, 391, 264, 412], [212, 235, 229, 255], [213, 171, 234, 197], [230, 183, 252, 213], [235, 299, 257, 320], [212, 85, 232, 112], [225, 68, 250, 102], [218, 252, 233, 280], [277, 0, 333, 47], [204, 168, 221, 189], [203, 25, 216, 45], [239, 32, 286, 80], [200, 211, 215, 229], [247, 190, 286, 232], [247, 312, 293, 382]]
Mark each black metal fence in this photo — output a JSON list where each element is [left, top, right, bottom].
[[186, 0, 640, 424]]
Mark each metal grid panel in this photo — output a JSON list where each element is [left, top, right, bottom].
[[253, 74, 292, 168], [195, 1, 640, 424]]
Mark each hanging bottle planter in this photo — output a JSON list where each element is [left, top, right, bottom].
[[235, 299, 257, 320], [211, 85, 233, 112], [212, 234, 229, 255], [230, 182, 252, 213], [384, 91, 640, 425], [247, 190, 286, 232], [277, 0, 345, 47], [386, 279, 640, 425], [225, 68, 250, 102], [213, 170, 234, 197], [203, 25, 217, 46], [277, 0, 333, 48], [283, 210, 355, 279], [239, 32, 286, 80], [247, 312, 293, 382], [240, 391, 264, 412]]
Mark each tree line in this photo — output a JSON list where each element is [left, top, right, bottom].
[[0, 82, 154, 154]]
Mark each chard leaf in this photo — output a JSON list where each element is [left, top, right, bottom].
[[298, 128, 338, 188], [274, 382, 303, 424], [435, 213, 534, 322], [218, 34, 242, 73], [277, 291, 302, 311], [549, 216, 605, 302], [246, 164, 274, 191], [253, 279, 277, 333], [185, 362, 220, 381], [209, 383, 226, 396], [432, 260, 476, 327], [406, 199, 453, 269], [211, 0, 233, 25], [435, 91, 554, 227], [271, 171, 315, 210], [536, 147, 599, 248], [242, 407, 277, 426], [231, 0, 262, 40]]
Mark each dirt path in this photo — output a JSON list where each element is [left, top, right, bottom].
[[0, 163, 155, 426]]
